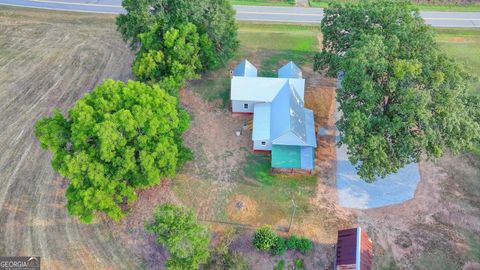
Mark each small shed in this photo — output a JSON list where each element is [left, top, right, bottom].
[[335, 227, 373, 270]]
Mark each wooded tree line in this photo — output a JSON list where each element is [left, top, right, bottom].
[[316, 0, 480, 181]]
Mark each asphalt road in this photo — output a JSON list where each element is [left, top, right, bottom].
[[0, 0, 480, 27]]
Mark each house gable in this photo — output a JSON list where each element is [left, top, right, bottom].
[[233, 59, 257, 77], [278, 61, 302, 79]]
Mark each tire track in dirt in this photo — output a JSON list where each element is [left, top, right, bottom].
[[0, 7, 144, 269]]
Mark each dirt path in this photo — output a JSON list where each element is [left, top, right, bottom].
[[0, 7, 141, 269]]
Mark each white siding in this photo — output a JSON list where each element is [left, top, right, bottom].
[[253, 140, 272, 150], [232, 100, 255, 113]]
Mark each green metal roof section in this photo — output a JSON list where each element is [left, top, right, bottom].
[[271, 145, 301, 169]]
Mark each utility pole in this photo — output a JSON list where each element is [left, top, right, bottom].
[[288, 199, 297, 233]]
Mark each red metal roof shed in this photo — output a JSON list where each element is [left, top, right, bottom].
[[335, 227, 373, 270]]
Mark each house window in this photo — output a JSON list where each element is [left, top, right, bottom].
[[243, 103, 249, 110], [261, 141, 266, 146]]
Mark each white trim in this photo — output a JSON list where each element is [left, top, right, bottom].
[[355, 227, 361, 270]]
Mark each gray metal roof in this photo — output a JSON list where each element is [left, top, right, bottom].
[[231, 59, 316, 150], [278, 61, 302, 79], [271, 84, 313, 146], [231, 76, 305, 102], [233, 59, 257, 77], [252, 103, 271, 141]]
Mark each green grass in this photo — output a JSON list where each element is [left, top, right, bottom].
[[190, 76, 230, 108], [238, 23, 320, 52], [238, 23, 319, 76], [435, 28, 480, 96], [244, 154, 277, 185], [237, 154, 317, 227], [230, 0, 294, 6], [308, 0, 480, 12]]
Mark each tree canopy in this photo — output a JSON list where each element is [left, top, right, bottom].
[[132, 23, 202, 94], [117, 0, 238, 69], [315, 0, 480, 181], [146, 204, 210, 270], [34, 80, 190, 222]]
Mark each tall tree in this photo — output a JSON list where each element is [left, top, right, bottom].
[[315, 0, 480, 181], [132, 23, 202, 94], [146, 204, 210, 270], [35, 80, 190, 222], [116, 0, 238, 69]]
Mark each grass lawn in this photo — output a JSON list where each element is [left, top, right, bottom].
[[435, 28, 480, 96], [308, 0, 480, 12], [238, 154, 317, 228]]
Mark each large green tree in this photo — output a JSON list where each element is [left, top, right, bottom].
[[116, 0, 238, 69], [315, 0, 480, 181], [146, 204, 210, 270], [133, 23, 202, 94], [35, 80, 190, 222]]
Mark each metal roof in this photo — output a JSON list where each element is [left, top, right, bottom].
[[233, 59, 257, 77], [335, 227, 373, 270], [305, 109, 317, 147], [252, 103, 271, 141], [278, 61, 302, 79], [336, 228, 357, 267], [230, 77, 305, 102], [270, 86, 316, 147]]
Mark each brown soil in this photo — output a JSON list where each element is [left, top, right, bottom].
[[179, 88, 251, 183], [226, 194, 259, 224]]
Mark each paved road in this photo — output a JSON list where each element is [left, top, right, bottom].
[[1, 0, 480, 27]]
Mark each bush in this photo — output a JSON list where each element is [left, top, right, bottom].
[[285, 235, 313, 255], [270, 236, 287, 256], [206, 228, 249, 270], [145, 204, 210, 270], [293, 258, 305, 270], [286, 235, 300, 250], [252, 226, 277, 251], [273, 259, 285, 270], [297, 238, 313, 255]]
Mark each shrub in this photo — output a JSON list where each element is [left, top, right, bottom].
[[252, 226, 277, 251], [286, 235, 300, 250], [145, 204, 210, 270], [293, 258, 305, 270], [297, 238, 313, 255], [273, 259, 285, 270], [271, 236, 287, 256], [206, 228, 249, 270]]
